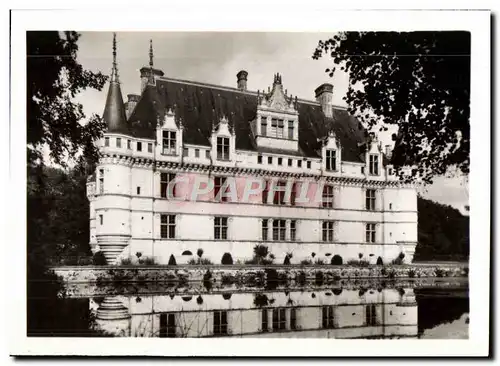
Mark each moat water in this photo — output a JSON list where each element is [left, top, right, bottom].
[[27, 279, 469, 339]]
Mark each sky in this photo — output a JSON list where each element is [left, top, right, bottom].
[[74, 31, 469, 214]]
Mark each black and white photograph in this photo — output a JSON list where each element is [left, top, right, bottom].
[[7, 6, 490, 358]]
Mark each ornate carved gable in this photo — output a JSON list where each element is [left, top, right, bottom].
[[212, 115, 233, 136], [258, 73, 298, 114]]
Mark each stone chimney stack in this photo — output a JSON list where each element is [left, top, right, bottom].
[[125, 94, 140, 119], [236, 70, 248, 91], [314, 83, 333, 118]]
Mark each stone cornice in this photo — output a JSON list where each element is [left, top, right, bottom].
[[100, 153, 415, 188]]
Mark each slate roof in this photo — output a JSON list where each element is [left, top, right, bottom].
[[127, 77, 369, 163]]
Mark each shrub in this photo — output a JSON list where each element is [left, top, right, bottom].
[[391, 257, 404, 265], [381, 267, 387, 276], [136, 252, 142, 258], [168, 254, 177, 265], [387, 269, 396, 279], [314, 258, 325, 265], [253, 245, 269, 259], [300, 259, 312, 265], [182, 250, 193, 256], [203, 270, 212, 281], [187, 258, 197, 265], [283, 255, 291, 265], [376, 256, 384, 265], [199, 258, 213, 265], [92, 251, 107, 265], [408, 269, 416, 278], [331, 255, 343, 265], [141, 256, 156, 265], [358, 253, 363, 259], [261, 258, 274, 265], [398, 252, 405, 260], [197, 248, 204, 259], [196, 295, 203, 305], [347, 259, 370, 267], [221, 252, 233, 265], [311, 252, 316, 258], [269, 253, 275, 260], [120, 257, 132, 265]]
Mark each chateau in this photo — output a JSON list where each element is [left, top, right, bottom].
[[87, 34, 418, 265]]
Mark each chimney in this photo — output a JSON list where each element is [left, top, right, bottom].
[[385, 145, 393, 160], [314, 83, 333, 118], [125, 94, 140, 119], [236, 70, 248, 91]]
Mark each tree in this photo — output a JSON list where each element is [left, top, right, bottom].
[[27, 31, 108, 167], [313, 32, 470, 184]]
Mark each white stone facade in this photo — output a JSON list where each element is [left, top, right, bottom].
[[89, 60, 418, 265]]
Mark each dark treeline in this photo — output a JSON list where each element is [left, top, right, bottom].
[[415, 196, 469, 261], [27, 166, 469, 265]]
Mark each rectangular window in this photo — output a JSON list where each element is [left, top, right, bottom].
[[268, 156, 273, 165], [271, 118, 278, 137], [116, 137, 121, 148], [290, 220, 296, 241], [98, 169, 104, 194], [369, 154, 379, 175], [257, 154, 262, 164], [322, 185, 334, 208], [288, 159, 293, 167], [159, 313, 176, 338], [322, 306, 335, 329], [160, 173, 176, 198], [205, 150, 210, 159], [322, 221, 334, 242], [272, 308, 286, 330], [217, 137, 230, 160], [99, 214, 103, 225], [366, 223, 376, 243], [161, 214, 176, 239], [306, 161, 311, 169], [278, 119, 284, 138], [290, 308, 297, 330], [366, 189, 376, 211], [278, 157, 283, 166], [290, 182, 296, 206], [214, 216, 228, 240], [297, 160, 302, 168], [262, 180, 269, 204], [127, 139, 131, 149], [148, 143, 153, 153], [326, 149, 337, 171], [104, 137, 109, 147], [195, 148, 200, 158], [213, 311, 228, 335], [162, 130, 176, 155], [262, 309, 268, 332], [137, 141, 142, 151], [136, 186, 141, 195], [261, 117, 267, 137], [366, 304, 377, 326], [273, 181, 287, 205], [288, 121, 294, 139], [183, 147, 189, 157], [262, 219, 269, 241], [361, 166, 365, 174], [214, 177, 228, 202], [272, 219, 286, 241]]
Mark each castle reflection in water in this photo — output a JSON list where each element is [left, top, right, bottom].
[[92, 287, 418, 338]]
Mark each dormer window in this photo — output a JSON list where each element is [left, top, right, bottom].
[[369, 154, 379, 175], [261, 117, 268, 136], [326, 149, 337, 171], [162, 130, 176, 155], [288, 121, 294, 139], [270, 118, 285, 138], [217, 137, 230, 160]]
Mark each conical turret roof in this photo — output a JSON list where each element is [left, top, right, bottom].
[[103, 33, 128, 134]]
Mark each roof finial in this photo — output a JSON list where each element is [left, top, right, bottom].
[[111, 32, 119, 83], [148, 39, 155, 85], [149, 39, 154, 68]]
